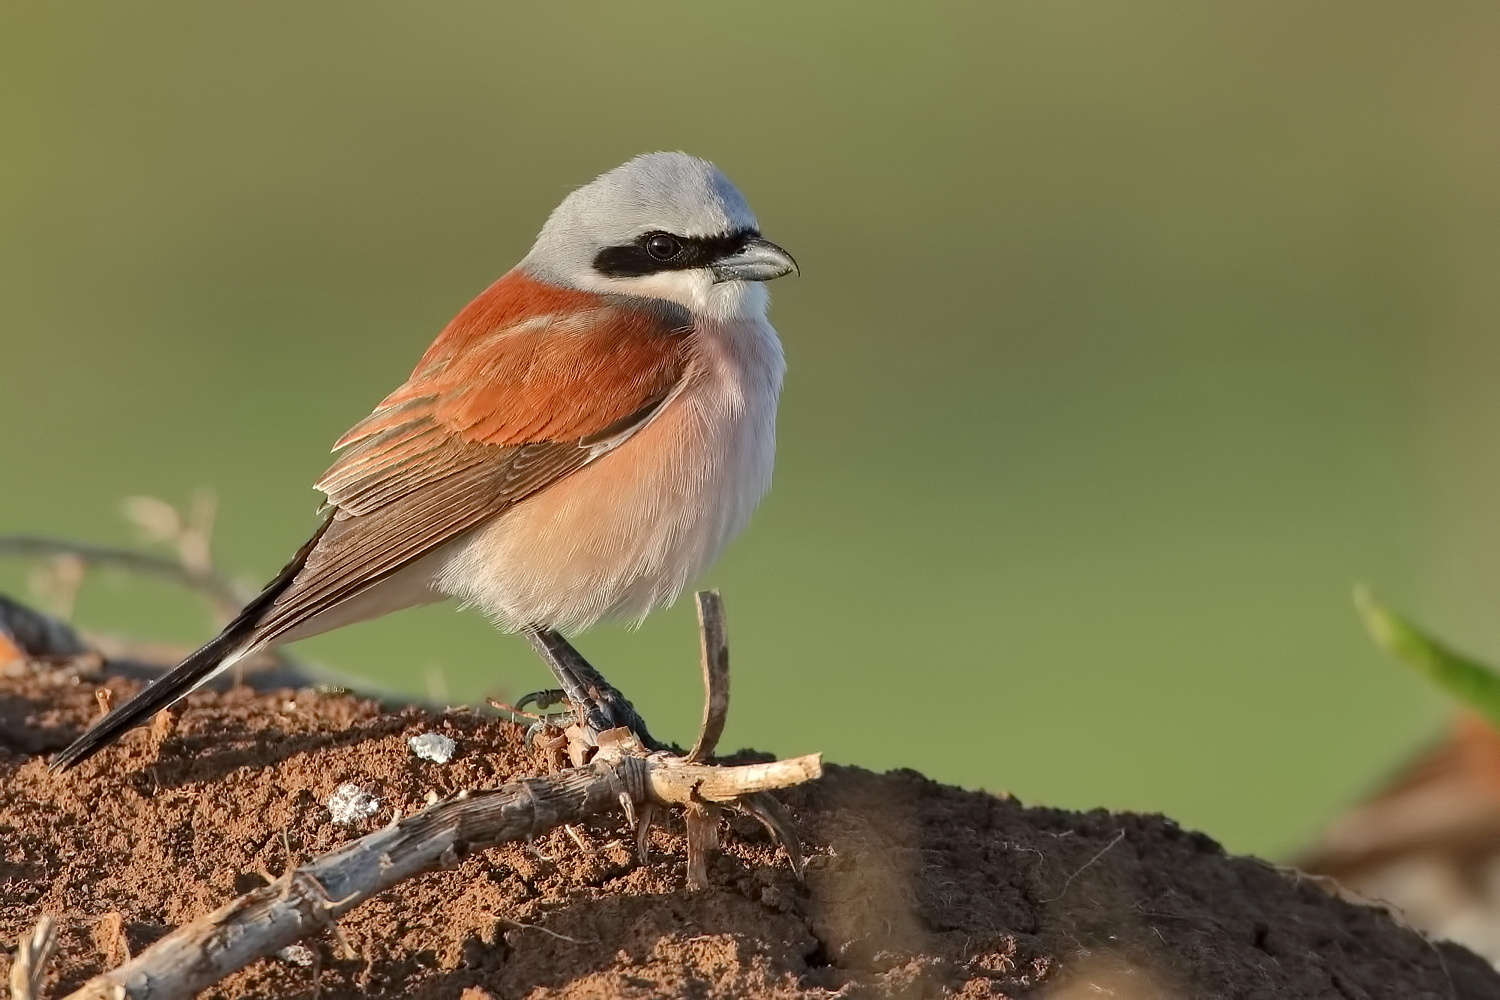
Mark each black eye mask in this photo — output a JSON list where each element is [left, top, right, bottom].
[[593, 228, 759, 278]]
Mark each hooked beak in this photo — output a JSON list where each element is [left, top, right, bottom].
[[710, 236, 799, 283]]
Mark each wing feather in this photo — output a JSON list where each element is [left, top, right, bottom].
[[51, 270, 692, 770], [250, 271, 692, 647]]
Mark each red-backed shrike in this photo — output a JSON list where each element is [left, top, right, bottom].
[[54, 152, 796, 770]]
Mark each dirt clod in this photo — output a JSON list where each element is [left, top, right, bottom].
[[1, 670, 1496, 999]]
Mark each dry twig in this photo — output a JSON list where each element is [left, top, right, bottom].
[[60, 746, 820, 1000], [687, 590, 730, 764], [0, 498, 314, 680], [0, 536, 245, 622], [9, 916, 58, 1000], [54, 590, 819, 1000]]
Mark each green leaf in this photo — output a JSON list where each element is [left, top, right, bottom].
[[1355, 586, 1500, 726]]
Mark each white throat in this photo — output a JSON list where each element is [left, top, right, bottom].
[[570, 268, 771, 324]]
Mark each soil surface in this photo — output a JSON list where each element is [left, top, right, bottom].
[[2, 661, 1497, 1000]]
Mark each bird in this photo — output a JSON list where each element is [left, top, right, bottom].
[[52, 151, 796, 771]]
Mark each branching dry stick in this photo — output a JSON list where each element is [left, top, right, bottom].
[[60, 749, 821, 1000], [0, 522, 311, 679], [0, 537, 246, 621], [58, 589, 819, 1000]]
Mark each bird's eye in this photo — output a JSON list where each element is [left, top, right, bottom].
[[645, 233, 681, 261]]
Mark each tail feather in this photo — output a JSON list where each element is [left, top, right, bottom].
[[49, 518, 330, 772], [48, 626, 255, 771]]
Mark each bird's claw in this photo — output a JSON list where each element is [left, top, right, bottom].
[[514, 688, 568, 714], [522, 717, 571, 751], [485, 696, 572, 753]]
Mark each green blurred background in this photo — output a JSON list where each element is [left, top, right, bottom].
[[3, 3, 1498, 858]]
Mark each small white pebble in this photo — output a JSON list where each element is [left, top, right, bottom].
[[327, 783, 380, 824], [277, 944, 316, 966], [408, 732, 457, 764]]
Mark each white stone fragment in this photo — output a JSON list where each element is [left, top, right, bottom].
[[408, 732, 457, 764], [327, 782, 380, 824], [277, 944, 316, 966]]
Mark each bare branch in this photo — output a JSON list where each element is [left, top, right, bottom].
[[29, 582, 817, 1000], [0, 536, 246, 620], [645, 751, 823, 804], [686, 590, 729, 763], [59, 749, 821, 1000]]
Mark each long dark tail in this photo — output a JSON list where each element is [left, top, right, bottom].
[[49, 520, 329, 772]]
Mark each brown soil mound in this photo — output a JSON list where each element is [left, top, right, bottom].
[[2, 665, 1496, 999]]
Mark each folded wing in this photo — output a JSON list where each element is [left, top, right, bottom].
[[51, 270, 692, 770]]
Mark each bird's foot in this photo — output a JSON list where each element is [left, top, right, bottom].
[[521, 628, 662, 759], [485, 689, 574, 755], [499, 593, 814, 888], [490, 683, 661, 770]]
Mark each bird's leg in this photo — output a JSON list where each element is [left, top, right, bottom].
[[522, 626, 661, 751]]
